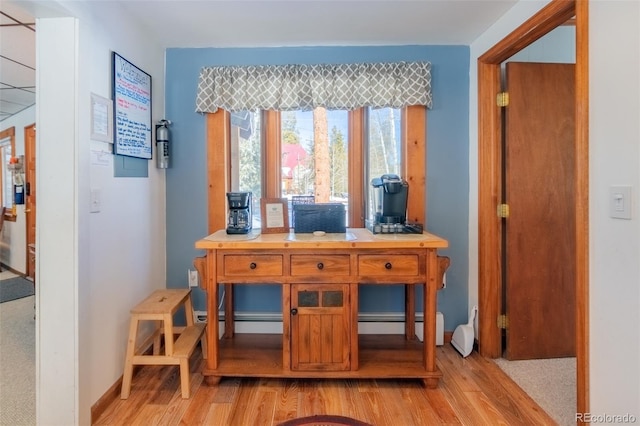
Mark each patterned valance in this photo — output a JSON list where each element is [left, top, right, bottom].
[[195, 61, 432, 113]]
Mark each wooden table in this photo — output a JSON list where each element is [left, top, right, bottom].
[[194, 228, 448, 387]]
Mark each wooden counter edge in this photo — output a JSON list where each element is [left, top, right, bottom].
[[195, 228, 448, 250]]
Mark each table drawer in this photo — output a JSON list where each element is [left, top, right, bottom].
[[290, 255, 350, 276], [358, 254, 419, 275], [223, 255, 283, 276]]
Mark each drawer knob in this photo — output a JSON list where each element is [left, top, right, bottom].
[[385, 262, 393, 270], [317, 262, 324, 270], [249, 262, 257, 270], [290, 308, 298, 315]]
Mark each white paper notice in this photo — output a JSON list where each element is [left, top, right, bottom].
[[91, 148, 111, 166], [265, 203, 285, 228], [92, 100, 109, 137]]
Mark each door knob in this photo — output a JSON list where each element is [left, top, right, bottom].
[[290, 308, 298, 315], [385, 262, 393, 269]]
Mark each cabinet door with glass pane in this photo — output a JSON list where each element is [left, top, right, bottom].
[[290, 283, 350, 371]]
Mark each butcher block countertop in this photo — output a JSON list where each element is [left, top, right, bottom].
[[195, 228, 448, 250]]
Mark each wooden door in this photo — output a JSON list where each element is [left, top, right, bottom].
[[24, 124, 36, 280], [504, 62, 575, 360], [290, 283, 350, 371]]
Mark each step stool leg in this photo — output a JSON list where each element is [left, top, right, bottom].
[[183, 293, 195, 326], [120, 316, 139, 399], [163, 313, 174, 355], [153, 320, 162, 355], [179, 358, 191, 399]]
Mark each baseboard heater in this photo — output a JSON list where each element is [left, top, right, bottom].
[[194, 311, 444, 346]]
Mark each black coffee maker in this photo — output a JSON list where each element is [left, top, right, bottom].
[[226, 192, 252, 234], [370, 174, 409, 226]]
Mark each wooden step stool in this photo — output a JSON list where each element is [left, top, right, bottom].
[[120, 289, 207, 399]]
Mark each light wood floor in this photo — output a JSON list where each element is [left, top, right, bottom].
[[93, 344, 558, 425]]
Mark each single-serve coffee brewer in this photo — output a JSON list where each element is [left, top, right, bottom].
[[226, 192, 252, 234], [368, 174, 421, 234], [371, 174, 408, 225]]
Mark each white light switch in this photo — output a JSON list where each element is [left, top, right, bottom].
[[90, 188, 101, 213], [610, 185, 632, 219]]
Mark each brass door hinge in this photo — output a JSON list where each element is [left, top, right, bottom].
[[497, 314, 509, 329], [497, 203, 510, 218], [497, 92, 509, 107]]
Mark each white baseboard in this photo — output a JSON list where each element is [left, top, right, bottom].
[[205, 311, 444, 345]]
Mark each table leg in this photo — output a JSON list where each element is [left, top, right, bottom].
[[424, 250, 438, 376], [206, 253, 219, 371]]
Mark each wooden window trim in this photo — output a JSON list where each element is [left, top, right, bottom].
[[206, 110, 229, 233], [404, 106, 426, 225], [348, 109, 365, 227], [262, 110, 281, 198]]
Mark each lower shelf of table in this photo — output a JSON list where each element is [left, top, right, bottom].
[[202, 333, 441, 382]]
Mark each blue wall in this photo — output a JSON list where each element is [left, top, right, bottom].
[[165, 45, 469, 331]]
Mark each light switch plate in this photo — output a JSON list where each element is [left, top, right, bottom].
[[610, 185, 632, 219]]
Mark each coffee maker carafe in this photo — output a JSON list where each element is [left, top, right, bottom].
[[226, 192, 252, 234]]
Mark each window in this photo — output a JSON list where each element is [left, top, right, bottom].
[[366, 107, 402, 178], [280, 108, 350, 223], [1, 143, 12, 208], [198, 62, 430, 232], [230, 109, 262, 228], [208, 106, 426, 233], [0, 127, 16, 219], [280, 109, 349, 202]]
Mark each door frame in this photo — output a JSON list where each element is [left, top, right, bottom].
[[477, 0, 589, 418]]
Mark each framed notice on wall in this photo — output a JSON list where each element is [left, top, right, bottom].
[[112, 52, 152, 159]]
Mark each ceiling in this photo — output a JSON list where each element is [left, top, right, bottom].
[[0, 2, 35, 122], [0, 0, 519, 123]]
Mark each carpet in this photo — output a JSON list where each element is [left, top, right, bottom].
[[493, 357, 576, 426], [0, 276, 35, 303], [278, 415, 373, 426], [0, 294, 36, 425]]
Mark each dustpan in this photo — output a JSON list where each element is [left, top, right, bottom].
[[451, 305, 478, 357]]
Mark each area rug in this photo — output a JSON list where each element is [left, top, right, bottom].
[[278, 415, 373, 426], [0, 276, 35, 303]]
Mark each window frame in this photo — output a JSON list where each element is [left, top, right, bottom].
[[205, 106, 426, 234]]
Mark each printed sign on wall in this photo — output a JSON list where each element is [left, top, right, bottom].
[[112, 52, 152, 159]]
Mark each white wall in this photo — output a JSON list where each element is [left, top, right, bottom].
[[17, 0, 167, 423], [508, 25, 575, 63], [36, 18, 79, 424], [0, 105, 34, 273], [75, 5, 167, 420], [470, 0, 640, 419], [588, 0, 639, 418]]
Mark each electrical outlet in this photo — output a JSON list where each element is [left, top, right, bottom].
[[194, 311, 207, 323], [188, 269, 199, 287]]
